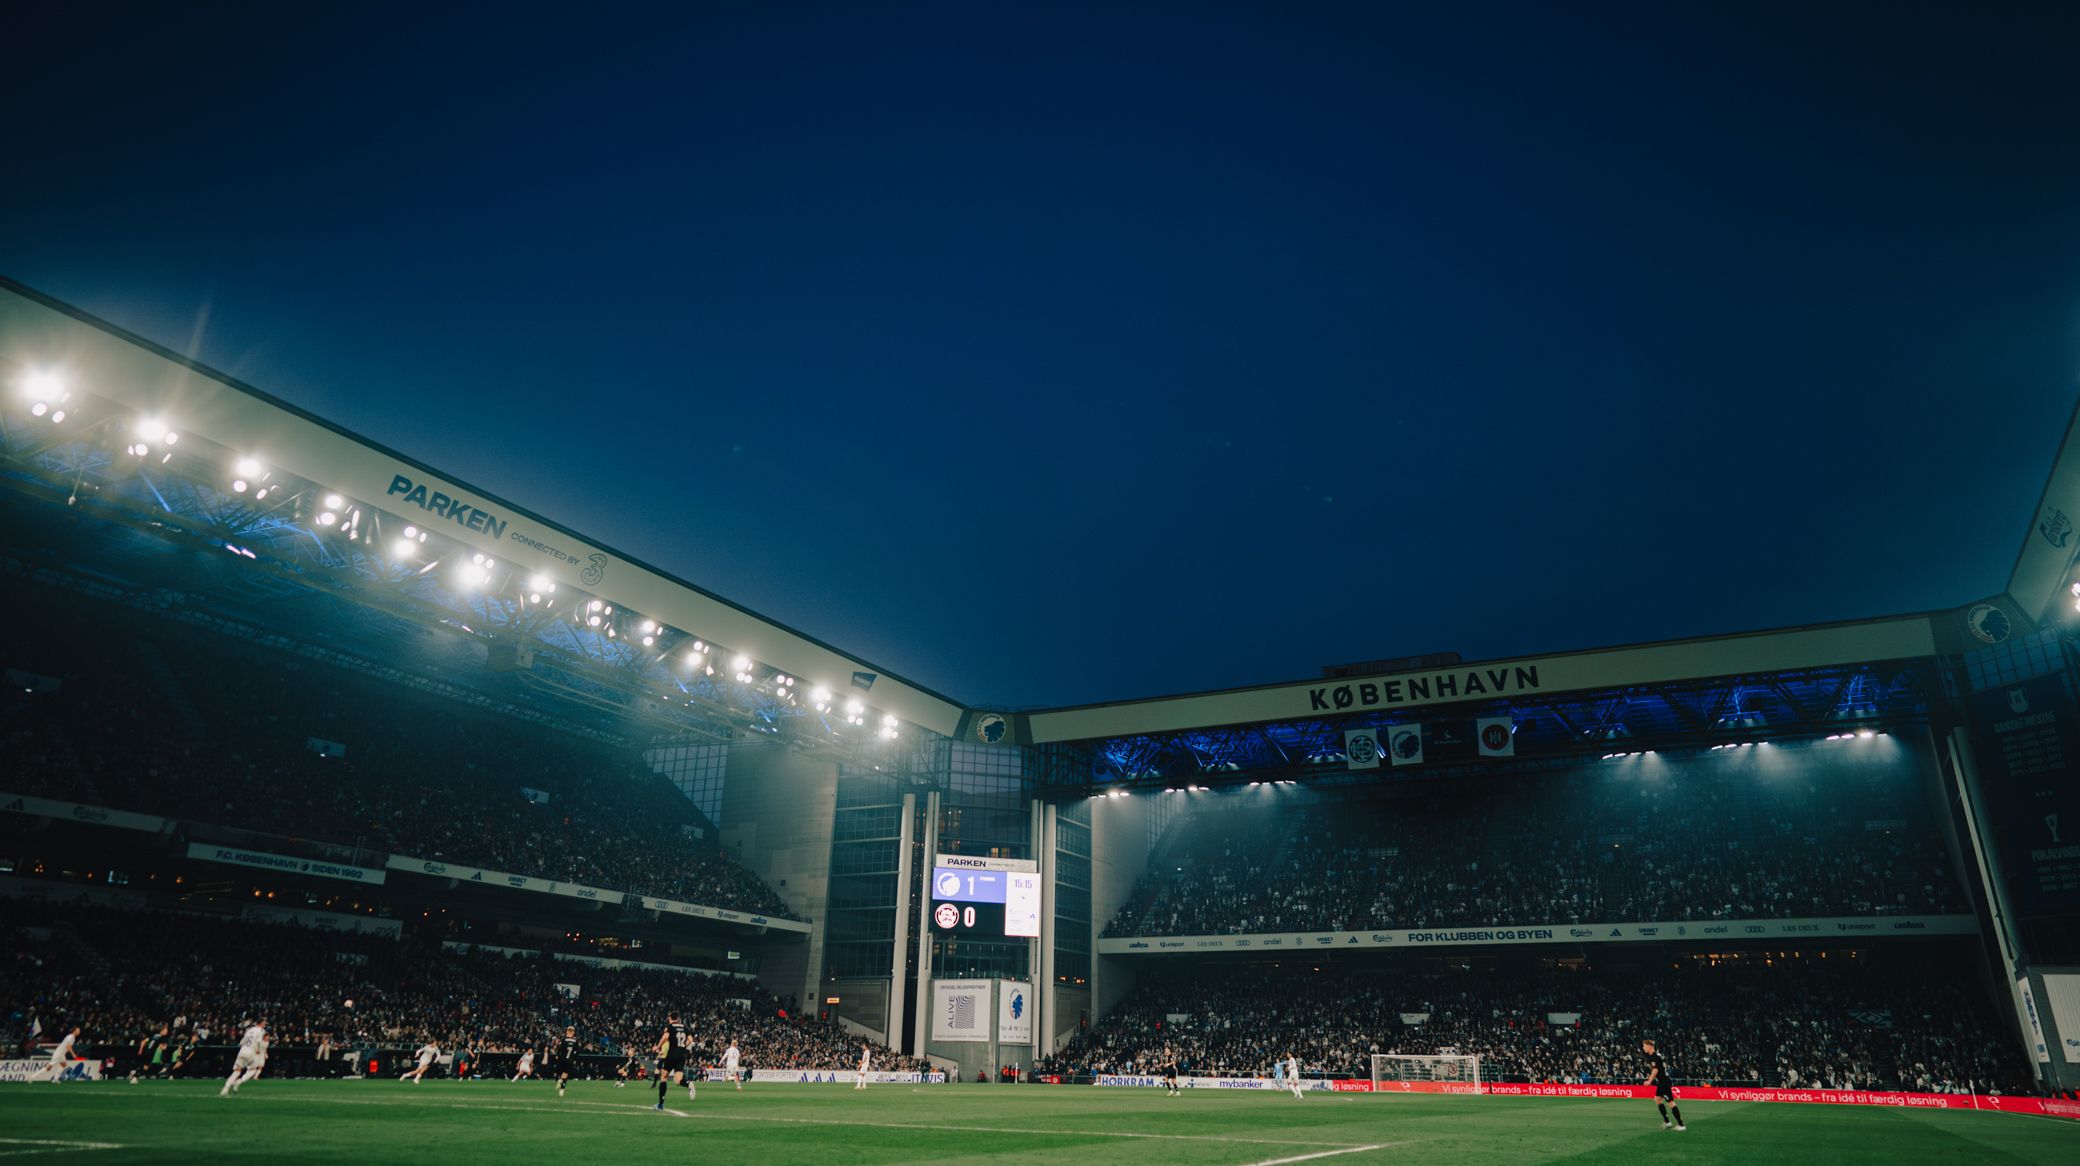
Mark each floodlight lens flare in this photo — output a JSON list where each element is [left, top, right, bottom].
[[237, 458, 263, 477], [22, 370, 65, 401], [323, 494, 343, 511]]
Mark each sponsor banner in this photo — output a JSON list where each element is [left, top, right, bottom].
[[1477, 716, 1516, 757], [393, 855, 811, 933], [550, 952, 752, 979], [1096, 915, 1979, 955], [1969, 678, 2080, 916], [1331, 1079, 1374, 1092], [1480, 1082, 2080, 1115], [932, 979, 991, 1043], [1547, 1012, 1582, 1026], [2041, 973, 2080, 1063], [1388, 723, 1424, 766], [239, 903, 402, 937], [2018, 977, 2051, 1063], [1093, 1075, 1331, 1091], [189, 843, 384, 885], [708, 1069, 946, 1084], [1344, 728, 1382, 770], [998, 981, 1034, 1045], [0, 792, 167, 833], [0, 1059, 103, 1083]]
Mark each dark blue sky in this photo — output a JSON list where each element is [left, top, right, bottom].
[[7, 2, 2078, 708]]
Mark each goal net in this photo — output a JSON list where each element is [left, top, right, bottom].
[[1371, 1053, 1482, 1094]]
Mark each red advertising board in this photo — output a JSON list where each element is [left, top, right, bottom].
[[1340, 1079, 2078, 1118]]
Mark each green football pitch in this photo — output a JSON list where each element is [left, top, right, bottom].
[[2, 1080, 2075, 1165]]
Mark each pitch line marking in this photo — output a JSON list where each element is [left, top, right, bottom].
[[0, 1141, 126, 1158], [1243, 1147, 1390, 1166], [147, 1090, 1391, 1149]]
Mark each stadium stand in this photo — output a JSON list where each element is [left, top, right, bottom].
[[2, 581, 795, 920], [1102, 763, 1965, 938], [1, 903, 919, 1073], [1038, 959, 2029, 1094]]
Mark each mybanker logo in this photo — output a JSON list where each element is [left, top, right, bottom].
[[387, 474, 508, 539]]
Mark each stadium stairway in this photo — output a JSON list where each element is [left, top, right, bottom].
[[134, 639, 209, 742]]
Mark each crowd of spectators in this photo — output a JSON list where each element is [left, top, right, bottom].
[[1105, 763, 1964, 937], [1037, 957, 2027, 1094], [1, 590, 795, 919], [1, 903, 920, 1074]]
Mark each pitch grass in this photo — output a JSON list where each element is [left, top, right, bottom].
[[1, 1079, 2076, 1165]]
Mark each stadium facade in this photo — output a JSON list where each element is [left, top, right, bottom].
[[3, 275, 2079, 1090]]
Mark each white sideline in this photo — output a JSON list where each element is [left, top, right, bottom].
[[0, 1140, 126, 1158]]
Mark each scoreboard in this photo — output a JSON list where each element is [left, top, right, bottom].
[[929, 857, 1040, 938]]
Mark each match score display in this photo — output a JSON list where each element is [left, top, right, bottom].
[[929, 857, 1040, 938]]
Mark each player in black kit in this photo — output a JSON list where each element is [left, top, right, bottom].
[[654, 1012, 695, 1110], [555, 1026, 580, 1097], [1642, 1040, 1686, 1131]]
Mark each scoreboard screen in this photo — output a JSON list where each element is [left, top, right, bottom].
[[930, 865, 1040, 938]]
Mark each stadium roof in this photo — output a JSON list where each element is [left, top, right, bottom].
[[0, 276, 964, 748], [7, 276, 2077, 758]]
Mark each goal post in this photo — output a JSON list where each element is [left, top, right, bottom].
[[1371, 1053, 1482, 1094]]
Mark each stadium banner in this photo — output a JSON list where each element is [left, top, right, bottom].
[[1024, 616, 1938, 742], [1967, 677, 2080, 916], [188, 842, 385, 885], [240, 903, 402, 937], [931, 979, 991, 1043], [1093, 1075, 1331, 1091], [0, 1059, 103, 1083], [633, 893, 812, 933], [998, 980, 1034, 1044], [1096, 914, 1980, 954], [706, 1069, 947, 1084], [1387, 723, 1423, 766], [1343, 728, 1381, 769], [2042, 973, 2080, 1063], [2018, 976, 2052, 1063], [1474, 1082, 2080, 1117], [0, 792, 167, 833], [936, 855, 1039, 873], [1477, 716, 1516, 757]]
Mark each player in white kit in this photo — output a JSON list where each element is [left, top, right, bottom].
[[854, 1042, 870, 1090], [401, 1038, 440, 1083], [39, 1025, 81, 1083], [220, 1021, 268, 1096], [512, 1048, 535, 1081], [722, 1038, 743, 1090], [1285, 1052, 1303, 1098]]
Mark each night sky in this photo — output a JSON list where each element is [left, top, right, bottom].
[[6, 2, 2078, 709]]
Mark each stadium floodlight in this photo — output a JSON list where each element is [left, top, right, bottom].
[[134, 417, 166, 441], [30, 402, 46, 416], [809, 686, 830, 705], [392, 538, 415, 559], [231, 479, 248, 493], [317, 511, 338, 527], [237, 457, 263, 477], [322, 493, 343, 511], [587, 615, 602, 627], [846, 698, 864, 715], [21, 368, 67, 402], [731, 654, 751, 672]]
